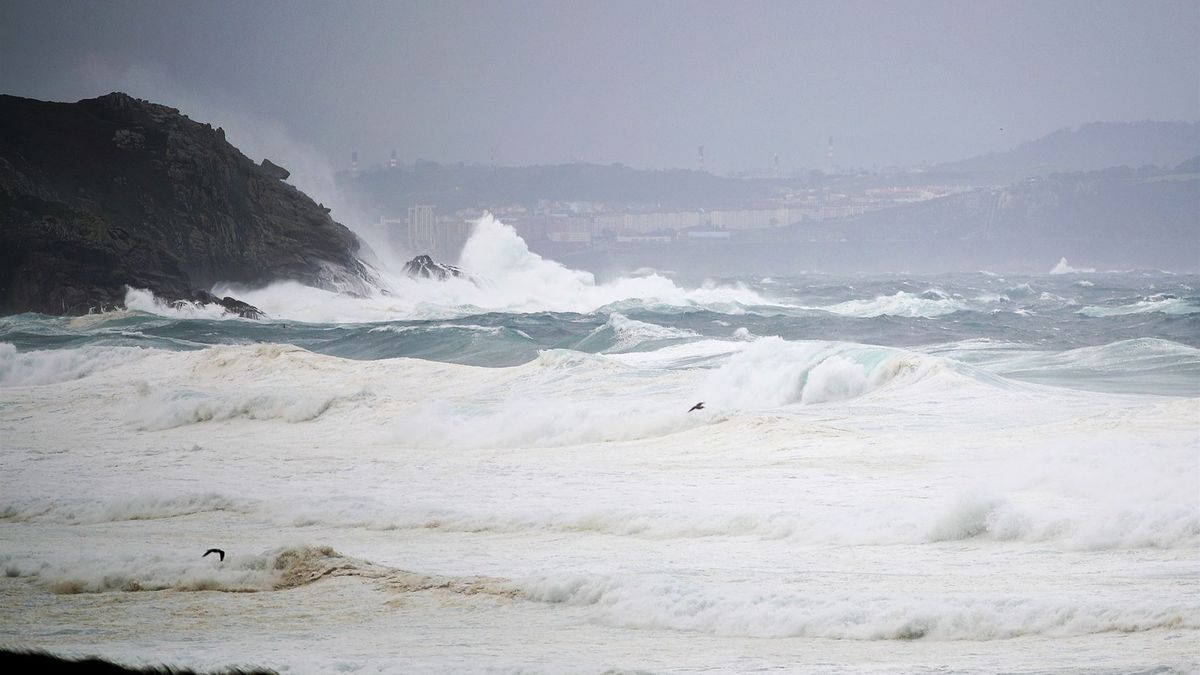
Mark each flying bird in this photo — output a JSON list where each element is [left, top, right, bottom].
[[203, 548, 225, 562], [688, 402, 705, 412]]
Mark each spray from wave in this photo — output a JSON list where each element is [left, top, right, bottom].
[[813, 289, 966, 318], [207, 214, 776, 322], [697, 337, 942, 408], [1050, 257, 1096, 274]]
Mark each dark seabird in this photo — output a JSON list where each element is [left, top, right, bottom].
[[688, 402, 705, 412], [203, 548, 225, 562]]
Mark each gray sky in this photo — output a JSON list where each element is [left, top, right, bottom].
[[2, 0, 1197, 172]]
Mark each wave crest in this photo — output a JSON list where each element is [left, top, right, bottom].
[[815, 290, 966, 318], [699, 337, 940, 408], [519, 573, 1196, 640], [0, 343, 151, 387], [6, 545, 372, 595]]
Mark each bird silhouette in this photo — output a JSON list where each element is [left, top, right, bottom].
[[688, 402, 705, 412], [203, 548, 225, 562]]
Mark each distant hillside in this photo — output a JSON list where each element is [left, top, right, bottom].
[[936, 121, 1200, 178], [777, 162, 1200, 271], [342, 162, 779, 215]]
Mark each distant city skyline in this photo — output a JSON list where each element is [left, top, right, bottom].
[[2, 0, 1197, 172]]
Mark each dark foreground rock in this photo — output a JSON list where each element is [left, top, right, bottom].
[[0, 92, 373, 316], [402, 254, 466, 280], [0, 649, 275, 674]]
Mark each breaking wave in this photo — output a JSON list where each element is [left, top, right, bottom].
[[213, 214, 778, 322], [1050, 257, 1096, 274], [1079, 294, 1200, 317], [573, 313, 701, 353], [277, 490, 1200, 551], [698, 337, 944, 408], [123, 287, 245, 320], [814, 289, 967, 318], [519, 573, 1196, 640], [3, 545, 373, 594], [0, 343, 151, 387]]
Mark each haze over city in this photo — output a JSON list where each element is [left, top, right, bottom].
[[3, 0, 1197, 171]]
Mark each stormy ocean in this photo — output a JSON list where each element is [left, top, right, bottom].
[[1, 216, 1197, 673]]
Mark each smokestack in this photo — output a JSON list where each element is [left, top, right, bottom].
[[351, 151, 359, 176], [699, 145, 705, 172], [826, 137, 834, 174], [390, 149, 397, 169]]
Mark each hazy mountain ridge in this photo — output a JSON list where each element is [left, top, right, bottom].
[[0, 93, 372, 315], [819, 162, 1199, 241], [344, 161, 779, 214], [935, 121, 1200, 177], [747, 161, 1200, 271]]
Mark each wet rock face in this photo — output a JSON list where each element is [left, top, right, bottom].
[[178, 291, 265, 319], [0, 92, 372, 316], [402, 254, 466, 281], [259, 158, 290, 181]]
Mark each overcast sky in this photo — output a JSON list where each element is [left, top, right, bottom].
[[2, 0, 1197, 172]]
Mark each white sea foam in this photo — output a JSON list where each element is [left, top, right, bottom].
[[0, 492, 245, 525], [815, 290, 966, 318], [1050, 257, 1096, 274], [698, 337, 939, 408], [4, 545, 362, 594], [1079, 295, 1200, 317], [594, 313, 700, 353], [128, 386, 355, 430], [1004, 282, 1036, 297], [0, 343, 150, 387], [603, 338, 749, 369], [212, 214, 777, 322], [2, 332, 1196, 670], [123, 287, 240, 319], [520, 573, 1196, 640], [273, 487, 1199, 550], [114, 344, 373, 429], [732, 326, 755, 340], [381, 351, 693, 449], [953, 338, 1200, 396]]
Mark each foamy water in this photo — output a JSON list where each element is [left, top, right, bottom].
[[1, 220, 1198, 673]]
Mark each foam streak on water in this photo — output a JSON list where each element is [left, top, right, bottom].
[[1, 221, 1198, 673]]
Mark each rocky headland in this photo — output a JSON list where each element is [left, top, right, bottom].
[[0, 92, 373, 317]]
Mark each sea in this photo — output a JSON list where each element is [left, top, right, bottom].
[[1, 216, 1197, 673]]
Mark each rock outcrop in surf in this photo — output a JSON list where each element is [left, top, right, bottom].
[[402, 254, 466, 281], [0, 92, 373, 316]]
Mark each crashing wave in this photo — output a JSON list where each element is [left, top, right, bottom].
[[815, 290, 966, 318], [1049, 257, 1096, 274], [0, 342, 151, 387], [213, 214, 778, 322]]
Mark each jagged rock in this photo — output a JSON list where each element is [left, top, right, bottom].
[[0, 92, 374, 316], [112, 129, 145, 150], [260, 158, 290, 181], [402, 254, 465, 280], [174, 290, 264, 319]]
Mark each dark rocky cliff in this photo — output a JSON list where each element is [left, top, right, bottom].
[[0, 92, 372, 316]]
